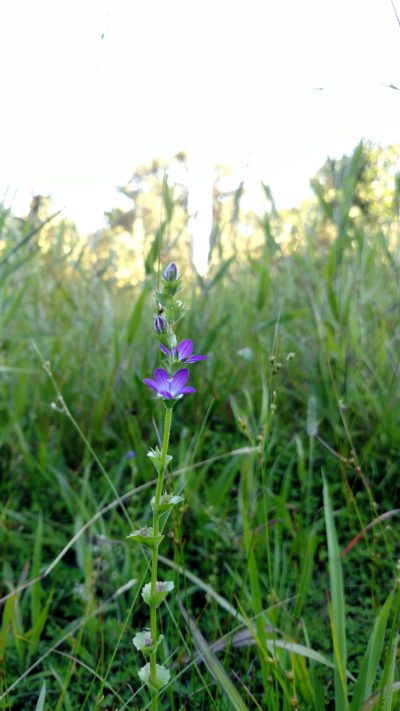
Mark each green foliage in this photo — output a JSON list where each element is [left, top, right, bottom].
[[0, 142, 399, 708]]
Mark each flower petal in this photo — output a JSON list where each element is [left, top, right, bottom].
[[177, 340, 193, 360], [160, 390, 173, 399], [143, 378, 159, 392], [170, 368, 189, 395], [159, 343, 170, 356], [185, 355, 208, 363], [180, 386, 196, 394], [153, 369, 170, 388]]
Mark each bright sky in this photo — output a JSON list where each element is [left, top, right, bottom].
[[1, 0, 400, 269]]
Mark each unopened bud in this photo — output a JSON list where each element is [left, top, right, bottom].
[[164, 262, 178, 281], [153, 316, 168, 334]]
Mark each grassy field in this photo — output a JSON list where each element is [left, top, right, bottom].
[[0, 151, 399, 710]]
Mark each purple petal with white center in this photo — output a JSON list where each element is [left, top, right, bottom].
[[153, 369, 170, 389], [185, 355, 208, 363], [170, 368, 189, 395], [159, 343, 170, 356], [178, 339, 193, 360]]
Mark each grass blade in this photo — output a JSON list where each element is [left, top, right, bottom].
[[35, 680, 46, 711], [350, 592, 393, 710], [126, 282, 150, 344], [359, 682, 400, 711], [180, 604, 249, 711], [323, 475, 348, 710]]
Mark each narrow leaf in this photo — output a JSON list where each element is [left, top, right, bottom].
[[180, 604, 249, 711], [126, 284, 150, 344], [35, 681, 46, 711], [323, 476, 348, 710], [350, 593, 393, 710]]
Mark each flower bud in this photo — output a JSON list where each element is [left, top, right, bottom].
[[164, 262, 178, 281], [153, 315, 168, 334]]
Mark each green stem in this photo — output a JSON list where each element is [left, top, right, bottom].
[[149, 405, 172, 708]]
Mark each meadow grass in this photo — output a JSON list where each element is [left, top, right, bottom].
[[0, 154, 399, 709]]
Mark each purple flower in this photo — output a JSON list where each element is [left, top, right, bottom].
[[143, 368, 196, 400], [160, 339, 208, 365], [164, 262, 178, 281]]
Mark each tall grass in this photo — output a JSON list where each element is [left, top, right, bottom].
[[0, 144, 399, 709]]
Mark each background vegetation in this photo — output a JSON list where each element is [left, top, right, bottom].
[[0, 141, 399, 710]]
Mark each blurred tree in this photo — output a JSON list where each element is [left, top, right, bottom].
[[101, 153, 191, 283], [310, 141, 400, 236], [271, 142, 400, 257]]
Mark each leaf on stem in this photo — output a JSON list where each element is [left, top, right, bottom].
[[127, 527, 163, 549], [132, 629, 164, 656], [138, 662, 170, 692], [141, 580, 174, 608], [147, 447, 173, 474], [151, 492, 184, 513]]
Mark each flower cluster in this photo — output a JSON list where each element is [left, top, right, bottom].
[[129, 262, 208, 704], [143, 263, 207, 401]]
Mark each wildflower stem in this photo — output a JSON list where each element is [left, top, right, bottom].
[[149, 404, 173, 707]]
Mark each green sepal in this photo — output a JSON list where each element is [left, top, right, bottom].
[[141, 580, 174, 608], [138, 662, 170, 693], [151, 491, 184, 513], [167, 300, 186, 324], [155, 291, 185, 324], [160, 277, 181, 297], [156, 291, 175, 309], [132, 629, 164, 656], [127, 526, 163, 549], [147, 447, 173, 475]]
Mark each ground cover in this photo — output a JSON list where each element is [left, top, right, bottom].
[[0, 149, 399, 709]]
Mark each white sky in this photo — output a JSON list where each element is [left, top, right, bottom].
[[1, 0, 400, 268]]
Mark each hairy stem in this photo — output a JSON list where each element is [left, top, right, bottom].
[[150, 405, 172, 708]]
